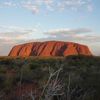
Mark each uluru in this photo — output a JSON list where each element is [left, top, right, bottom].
[[8, 41, 92, 57]]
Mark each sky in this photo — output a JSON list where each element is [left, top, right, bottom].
[[0, 0, 100, 56]]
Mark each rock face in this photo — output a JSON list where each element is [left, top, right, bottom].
[[8, 41, 92, 57]]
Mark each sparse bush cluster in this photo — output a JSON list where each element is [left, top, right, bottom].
[[0, 55, 100, 100]]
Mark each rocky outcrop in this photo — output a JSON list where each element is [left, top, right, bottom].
[[8, 41, 92, 57]]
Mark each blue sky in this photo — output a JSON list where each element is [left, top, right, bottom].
[[0, 0, 100, 55]]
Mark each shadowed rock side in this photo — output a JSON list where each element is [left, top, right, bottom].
[[8, 41, 92, 57]]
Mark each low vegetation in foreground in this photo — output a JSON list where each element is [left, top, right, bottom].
[[0, 55, 100, 100]]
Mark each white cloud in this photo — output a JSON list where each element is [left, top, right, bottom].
[[0, 26, 99, 55], [3, 1, 13, 6], [0, 25, 40, 55], [40, 28, 100, 55], [43, 28, 99, 42], [0, 1, 16, 8], [87, 4, 93, 12], [22, 1, 40, 14], [0, 25, 39, 44], [45, 28, 91, 35], [0, 0, 93, 14]]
